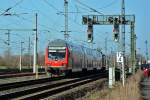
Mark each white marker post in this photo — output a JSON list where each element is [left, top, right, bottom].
[[109, 67, 113, 88], [116, 52, 125, 86]]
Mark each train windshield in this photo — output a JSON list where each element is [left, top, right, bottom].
[[48, 47, 66, 60]]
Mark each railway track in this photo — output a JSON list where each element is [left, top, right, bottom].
[[0, 73, 107, 100], [0, 68, 45, 75], [0, 72, 45, 79], [0, 76, 65, 91]]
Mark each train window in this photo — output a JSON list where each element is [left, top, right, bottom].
[[48, 50, 65, 60]]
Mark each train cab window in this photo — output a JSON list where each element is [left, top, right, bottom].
[[48, 49, 66, 60]]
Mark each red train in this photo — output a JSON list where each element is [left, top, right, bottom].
[[45, 39, 106, 75]]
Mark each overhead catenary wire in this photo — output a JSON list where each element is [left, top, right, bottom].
[[15, 15, 60, 33], [0, 14, 29, 29], [76, 0, 104, 15], [0, 0, 116, 55], [12, 0, 88, 35], [17, 3, 62, 32], [43, 0, 60, 12], [0, 0, 61, 55], [43, 0, 84, 34], [0, 0, 24, 15], [30, 1, 63, 33], [0, 1, 60, 34], [98, 0, 117, 10], [74, 4, 91, 12], [43, 0, 92, 14]]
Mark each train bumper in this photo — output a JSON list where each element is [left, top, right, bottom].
[[46, 66, 67, 75]]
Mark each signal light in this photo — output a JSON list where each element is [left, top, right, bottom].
[[121, 17, 125, 24], [114, 18, 118, 23], [87, 23, 93, 43], [108, 17, 113, 24], [113, 21, 119, 42], [83, 17, 87, 24], [87, 33, 93, 43], [113, 32, 119, 42]]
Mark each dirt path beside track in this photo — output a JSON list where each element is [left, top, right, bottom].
[[141, 78, 150, 100]]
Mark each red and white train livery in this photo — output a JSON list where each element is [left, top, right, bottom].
[[45, 39, 105, 75]]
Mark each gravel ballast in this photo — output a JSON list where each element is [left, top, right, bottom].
[[46, 78, 107, 100]]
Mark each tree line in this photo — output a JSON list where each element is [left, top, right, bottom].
[[0, 50, 45, 68]]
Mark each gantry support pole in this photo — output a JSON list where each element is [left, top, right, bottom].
[[130, 22, 136, 74]]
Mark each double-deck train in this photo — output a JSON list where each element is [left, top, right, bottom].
[[45, 39, 106, 75]]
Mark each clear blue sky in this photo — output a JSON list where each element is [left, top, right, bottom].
[[0, 0, 149, 56]]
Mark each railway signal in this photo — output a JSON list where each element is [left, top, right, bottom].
[[113, 18, 120, 42], [82, 14, 136, 87], [87, 21, 93, 43], [82, 15, 136, 72], [113, 32, 119, 42]]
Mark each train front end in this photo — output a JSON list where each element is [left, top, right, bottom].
[[45, 40, 69, 75]]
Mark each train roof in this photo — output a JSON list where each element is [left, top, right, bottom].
[[48, 39, 102, 53], [48, 39, 86, 48], [48, 39, 67, 47], [48, 39, 83, 47], [48, 39, 103, 57]]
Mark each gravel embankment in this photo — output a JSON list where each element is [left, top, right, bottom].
[[47, 78, 107, 100]]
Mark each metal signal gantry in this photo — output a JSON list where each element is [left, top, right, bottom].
[[82, 15, 135, 25], [82, 14, 136, 74]]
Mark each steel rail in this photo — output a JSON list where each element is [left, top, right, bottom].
[[0, 76, 64, 91], [0, 72, 45, 79], [0, 73, 107, 99]]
